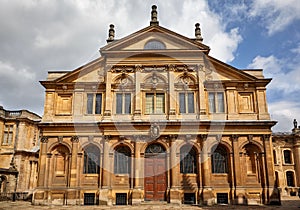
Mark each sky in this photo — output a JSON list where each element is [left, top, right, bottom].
[[0, 0, 299, 132]]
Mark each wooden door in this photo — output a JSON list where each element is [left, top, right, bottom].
[[144, 156, 167, 201]]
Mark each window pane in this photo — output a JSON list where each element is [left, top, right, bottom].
[[180, 147, 196, 174], [87, 94, 93, 114], [124, 93, 131, 114], [3, 133, 8, 144], [114, 147, 131, 174], [116, 93, 123, 114], [217, 92, 225, 113], [84, 146, 100, 174], [208, 93, 216, 113], [286, 171, 295, 187], [95, 94, 102, 114], [188, 93, 195, 113], [8, 132, 13, 145], [146, 94, 154, 114], [212, 147, 228, 173], [284, 150, 292, 164], [156, 93, 165, 113], [179, 93, 186, 113]]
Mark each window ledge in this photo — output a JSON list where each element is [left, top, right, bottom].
[[115, 174, 130, 177], [84, 174, 99, 177]]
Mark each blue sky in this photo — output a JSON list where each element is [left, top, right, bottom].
[[0, 0, 299, 132]]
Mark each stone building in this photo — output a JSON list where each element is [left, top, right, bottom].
[[0, 106, 41, 200], [34, 5, 278, 206], [272, 120, 300, 199]]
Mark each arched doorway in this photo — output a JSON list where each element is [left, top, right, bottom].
[[144, 143, 167, 201]]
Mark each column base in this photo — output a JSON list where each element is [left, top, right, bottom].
[[99, 189, 113, 206], [131, 188, 143, 205], [169, 188, 181, 204]]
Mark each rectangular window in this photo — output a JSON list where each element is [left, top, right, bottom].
[[217, 193, 228, 204], [208, 92, 225, 113], [283, 150, 292, 164], [179, 92, 195, 114], [95, 94, 102, 114], [145, 93, 165, 114], [116, 93, 131, 114], [86, 93, 102, 114], [2, 125, 13, 145]]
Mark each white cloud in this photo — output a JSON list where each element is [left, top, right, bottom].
[[0, 0, 243, 115], [269, 101, 300, 132], [248, 54, 300, 132], [248, 55, 300, 94], [250, 0, 300, 35], [207, 28, 242, 62]]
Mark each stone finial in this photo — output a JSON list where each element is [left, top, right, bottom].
[[195, 23, 203, 42], [150, 5, 159, 26], [106, 24, 115, 43]]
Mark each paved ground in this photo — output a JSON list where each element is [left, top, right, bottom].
[[0, 200, 300, 210]]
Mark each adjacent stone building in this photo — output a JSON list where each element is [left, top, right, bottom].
[[34, 5, 279, 206], [0, 106, 41, 200], [272, 120, 300, 199]]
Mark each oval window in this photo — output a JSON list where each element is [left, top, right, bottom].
[[144, 40, 166, 50]]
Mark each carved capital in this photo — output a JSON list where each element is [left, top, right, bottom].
[[135, 64, 143, 72], [199, 134, 208, 141], [71, 136, 79, 143], [41, 136, 48, 143], [231, 134, 239, 142], [169, 135, 178, 141], [104, 135, 111, 142], [168, 64, 176, 71], [262, 134, 271, 142]]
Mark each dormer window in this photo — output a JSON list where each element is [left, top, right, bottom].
[[144, 40, 166, 50]]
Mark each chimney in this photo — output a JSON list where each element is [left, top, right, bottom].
[[150, 5, 159, 26], [106, 24, 115, 43], [195, 23, 203, 42]]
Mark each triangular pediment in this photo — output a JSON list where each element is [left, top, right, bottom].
[[205, 56, 263, 81], [100, 25, 210, 54]]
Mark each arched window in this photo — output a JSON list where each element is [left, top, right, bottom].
[[83, 145, 100, 174], [180, 145, 197, 174], [144, 40, 166, 50], [286, 171, 295, 187], [114, 146, 131, 174], [283, 150, 292, 164], [211, 146, 228, 173]]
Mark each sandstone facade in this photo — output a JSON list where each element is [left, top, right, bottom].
[[0, 106, 41, 200]]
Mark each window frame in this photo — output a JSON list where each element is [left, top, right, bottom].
[[115, 92, 132, 114], [286, 171, 295, 187], [208, 92, 225, 113], [145, 92, 166, 114], [180, 146, 197, 174], [179, 92, 195, 114], [114, 146, 131, 174], [86, 93, 103, 115], [83, 145, 100, 174], [283, 149, 293, 164], [144, 39, 166, 50], [2, 124, 13, 145], [211, 146, 228, 174]]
